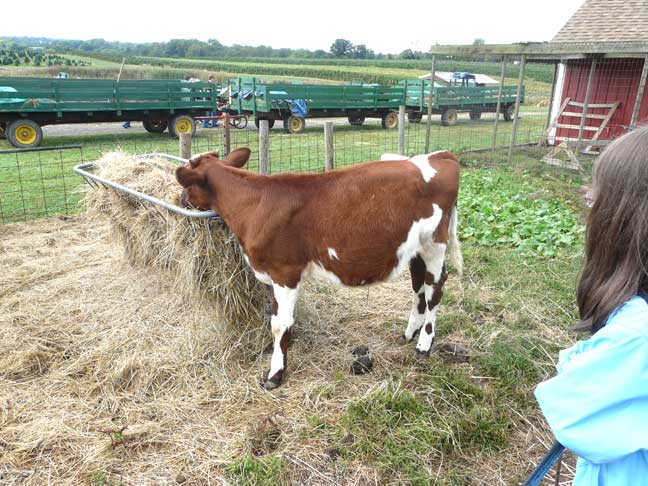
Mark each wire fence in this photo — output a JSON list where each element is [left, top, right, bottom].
[[1, 54, 640, 225]]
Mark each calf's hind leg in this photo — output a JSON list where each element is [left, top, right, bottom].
[[415, 243, 448, 356], [401, 254, 427, 343], [265, 283, 299, 390]]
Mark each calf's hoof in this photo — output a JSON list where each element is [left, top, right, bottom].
[[399, 328, 420, 345], [415, 348, 431, 359], [264, 370, 284, 390]]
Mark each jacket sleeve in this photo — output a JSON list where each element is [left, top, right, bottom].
[[534, 333, 648, 464]]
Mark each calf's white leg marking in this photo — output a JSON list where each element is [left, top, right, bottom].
[[405, 284, 426, 340], [268, 284, 300, 380], [415, 242, 447, 354]]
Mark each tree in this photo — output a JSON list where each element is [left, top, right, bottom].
[[352, 44, 369, 59], [400, 49, 416, 60], [472, 38, 485, 46], [330, 39, 353, 58]]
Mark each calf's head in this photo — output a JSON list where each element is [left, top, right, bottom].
[[175, 148, 251, 210]]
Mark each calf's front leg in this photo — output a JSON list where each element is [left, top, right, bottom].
[[265, 283, 300, 390]]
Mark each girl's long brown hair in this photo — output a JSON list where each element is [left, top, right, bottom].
[[577, 126, 648, 333]]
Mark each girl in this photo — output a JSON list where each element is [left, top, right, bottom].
[[534, 126, 648, 485]]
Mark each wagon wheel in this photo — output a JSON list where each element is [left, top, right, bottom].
[[142, 118, 168, 133], [503, 105, 516, 122], [348, 115, 365, 126], [7, 119, 43, 148], [469, 111, 482, 121], [283, 115, 305, 134], [230, 115, 248, 129], [441, 109, 458, 127], [254, 117, 275, 129], [381, 112, 398, 129], [169, 114, 196, 138], [408, 112, 423, 123]]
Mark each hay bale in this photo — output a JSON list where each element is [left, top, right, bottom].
[[84, 151, 272, 354]]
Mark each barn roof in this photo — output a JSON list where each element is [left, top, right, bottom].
[[552, 0, 648, 43]]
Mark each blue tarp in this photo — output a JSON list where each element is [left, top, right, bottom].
[[285, 99, 308, 117]]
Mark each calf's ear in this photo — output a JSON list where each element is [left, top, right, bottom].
[[175, 166, 205, 188], [224, 147, 251, 168]]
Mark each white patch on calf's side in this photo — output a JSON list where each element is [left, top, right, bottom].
[[327, 248, 339, 260], [409, 154, 438, 183], [388, 204, 443, 281]]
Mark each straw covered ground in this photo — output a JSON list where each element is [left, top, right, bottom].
[[1, 150, 586, 485], [1, 220, 578, 485]]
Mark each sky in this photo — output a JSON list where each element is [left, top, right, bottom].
[[4, 0, 585, 54]]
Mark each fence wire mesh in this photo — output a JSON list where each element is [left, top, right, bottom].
[[1, 53, 643, 224]]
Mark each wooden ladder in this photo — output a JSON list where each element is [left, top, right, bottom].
[[540, 98, 620, 168]]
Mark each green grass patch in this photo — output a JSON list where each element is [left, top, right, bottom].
[[459, 169, 585, 257], [226, 454, 284, 486], [338, 371, 511, 485]]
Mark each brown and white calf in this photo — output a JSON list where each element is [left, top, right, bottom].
[[176, 148, 462, 389]]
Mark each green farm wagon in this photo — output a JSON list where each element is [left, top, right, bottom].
[[402, 76, 524, 126], [224, 77, 404, 133], [0, 77, 220, 148]]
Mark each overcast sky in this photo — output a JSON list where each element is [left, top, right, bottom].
[[5, 0, 585, 54]]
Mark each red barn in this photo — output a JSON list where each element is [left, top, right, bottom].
[[549, 0, 648, 143]]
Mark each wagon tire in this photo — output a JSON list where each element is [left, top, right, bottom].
[[7, 119, 43, 148], [254, 117, 275, 129], [381, 112, 398, 129], [408, 112, 423, 123], [348, 116, 365, 126], [169, 114, 196, 138], [441, 109, 458, 127], [284, 115, 305, 134], [142, 118, 168, 133], [469, 111, 482, 121], [503, 105, 515, 122], [231, 114, 248, 129]]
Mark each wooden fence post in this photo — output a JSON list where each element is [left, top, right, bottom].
[[398, 105, 406, 155], [630, 55, 648, 128], [324, 121, 334, 171], [425, 55, 436, 153], [578, 57, 597, 143], [259, 119, 270, 175], [507, 54, 526, 163], [179, 133, 192, 159], [491, 56, 507, 152]]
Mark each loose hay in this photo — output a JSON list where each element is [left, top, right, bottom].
[[84, 151, 272, 356]]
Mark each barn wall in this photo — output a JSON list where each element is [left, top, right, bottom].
[[556, 57, 646, 141]]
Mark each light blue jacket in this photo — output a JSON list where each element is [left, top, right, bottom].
[[535, 296, 648, 485]]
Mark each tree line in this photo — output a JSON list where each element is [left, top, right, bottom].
[[1, 36, 441, 61]]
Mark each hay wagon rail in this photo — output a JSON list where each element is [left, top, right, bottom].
[[73, 153, 221, 220]]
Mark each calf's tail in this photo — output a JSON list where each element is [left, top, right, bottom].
[[448, 204, 463, 278]]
